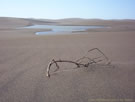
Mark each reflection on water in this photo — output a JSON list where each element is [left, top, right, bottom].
[[23, 25, 107, 35]]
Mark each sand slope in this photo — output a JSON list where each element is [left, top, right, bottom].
[[0, 17, 135, 102]]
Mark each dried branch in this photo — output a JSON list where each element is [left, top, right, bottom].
[[46, 48, 111, 78]]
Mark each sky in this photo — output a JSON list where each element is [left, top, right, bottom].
[[0, 0, 135, 19]]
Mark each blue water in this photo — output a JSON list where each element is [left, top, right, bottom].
[[23, 25, 107, 35]]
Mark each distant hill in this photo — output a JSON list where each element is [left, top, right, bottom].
[[56, 18, 135, 26], [0, 17, 30, 28], [0, 17, 135, 29], [0, 17, 57, 29]]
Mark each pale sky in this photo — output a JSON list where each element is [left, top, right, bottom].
[[0, 0, 135, 19]]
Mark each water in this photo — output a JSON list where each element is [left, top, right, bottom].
[[23, 25, 107, 35]]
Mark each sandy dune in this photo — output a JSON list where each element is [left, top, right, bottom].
[[0, 17, 135, 102]]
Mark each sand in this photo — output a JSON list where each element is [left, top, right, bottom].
[[0, 17, 135, 102]]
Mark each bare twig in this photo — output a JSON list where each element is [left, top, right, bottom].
[[88, 48, 109, 61], [46, 48, 111, 78]]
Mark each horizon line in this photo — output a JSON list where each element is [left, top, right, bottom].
[[0, 16, 135, 21]]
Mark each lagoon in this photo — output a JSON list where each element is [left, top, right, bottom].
[[23, 25, 107, 35]]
